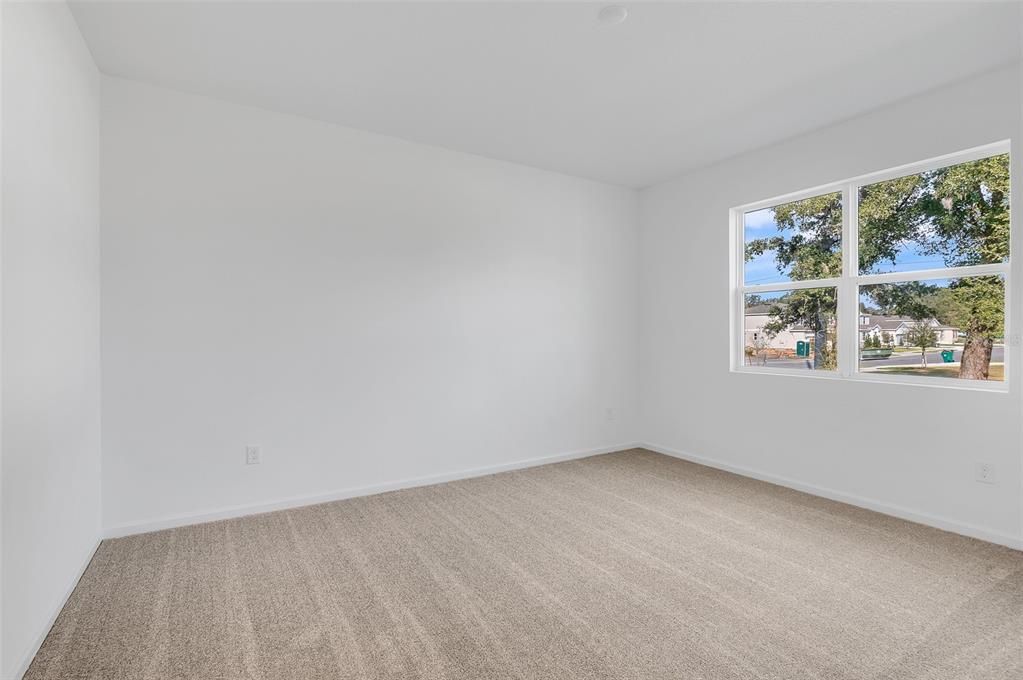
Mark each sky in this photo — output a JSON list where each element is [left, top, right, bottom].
[[742, 208, 792, 285]]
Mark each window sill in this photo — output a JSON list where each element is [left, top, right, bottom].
[[731, 365, 1010, 393]]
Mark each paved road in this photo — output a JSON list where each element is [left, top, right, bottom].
[[758, 346, 1004, 370], [863, 346, 1004, 368]]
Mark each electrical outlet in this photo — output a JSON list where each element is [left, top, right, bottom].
[[975, 462, 995, 484], [245, 446, 261, 466], [1009, 333, 1022, 348]]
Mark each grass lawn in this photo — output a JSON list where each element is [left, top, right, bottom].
[[873, 363, 1004, 381]]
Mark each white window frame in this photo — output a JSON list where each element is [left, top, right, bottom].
[[730, 140, 1011, 392]]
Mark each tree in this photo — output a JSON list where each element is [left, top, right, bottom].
[[761, 292, 837, 369], [746, 328, 776, 366], [865, 280, 939, 319], [859, 300, 880, 314], [906, 321, 938, 368], [745, 293, 767, 308], [943, 275, 1004, 379]]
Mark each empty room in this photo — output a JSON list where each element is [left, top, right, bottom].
[[2, 1, 1022, 678]]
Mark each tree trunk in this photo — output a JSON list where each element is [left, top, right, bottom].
[[921, 347, 927, 368], [960, 336, 993, 380], [813, 327, 826, 370]]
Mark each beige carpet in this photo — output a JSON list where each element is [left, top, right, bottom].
[[26, 449, 1023, 679]]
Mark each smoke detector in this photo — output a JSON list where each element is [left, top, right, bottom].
[[598, 5, 629, 25]]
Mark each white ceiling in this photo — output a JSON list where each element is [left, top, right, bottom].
[[69, 1, 1020, 188]]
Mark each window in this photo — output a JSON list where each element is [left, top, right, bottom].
[[733, 143, 1010, 387]]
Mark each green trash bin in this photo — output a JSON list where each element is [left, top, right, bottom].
[[941, 350, 955, 363]]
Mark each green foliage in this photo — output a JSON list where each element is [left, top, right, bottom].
[[919, 154, 1010, 267], [947, 275, 1005, 340], [745, 192, 842, 280], [863, 281, 938, 321], [858, 154, 1009, 273], [761, 290, 835, 336], [918, 286, 966, 327], [858, 175, 926, 273], [906, 321, 938, 353]]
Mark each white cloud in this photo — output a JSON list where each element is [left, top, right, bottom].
[[743, 208, 777, 232]]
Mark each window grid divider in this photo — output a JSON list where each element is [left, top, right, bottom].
[[839, 183, 857, 378]]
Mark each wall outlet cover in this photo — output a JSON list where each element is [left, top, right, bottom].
[[975, 462, 995, 484]]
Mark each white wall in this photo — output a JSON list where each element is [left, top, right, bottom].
[[100, 77, 639, 533], [639, 64, 1023, 549], [1, 3, 102, 678]]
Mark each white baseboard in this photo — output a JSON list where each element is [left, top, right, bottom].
[[642, 442, 1023, 552], [103, 442, 641, 539], [9, 538, 101, 680]]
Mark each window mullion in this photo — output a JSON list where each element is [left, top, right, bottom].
[[742, 278, 840, 294], [855, 263, 1008, 285], [732, 209, 745, 370], [838, 182, 857, 378]]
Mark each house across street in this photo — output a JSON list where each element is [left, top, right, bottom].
[[743, 305, 961, 353], [856, 313, 958, 346]]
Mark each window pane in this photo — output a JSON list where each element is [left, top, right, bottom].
[[743, 192, 842, 285], [858, 275, 1005, 381], [744, 288, 837, 370], [858, 154, 1010, 275]]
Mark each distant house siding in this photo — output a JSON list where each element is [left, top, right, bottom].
[[745, 313, 813, 351]]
